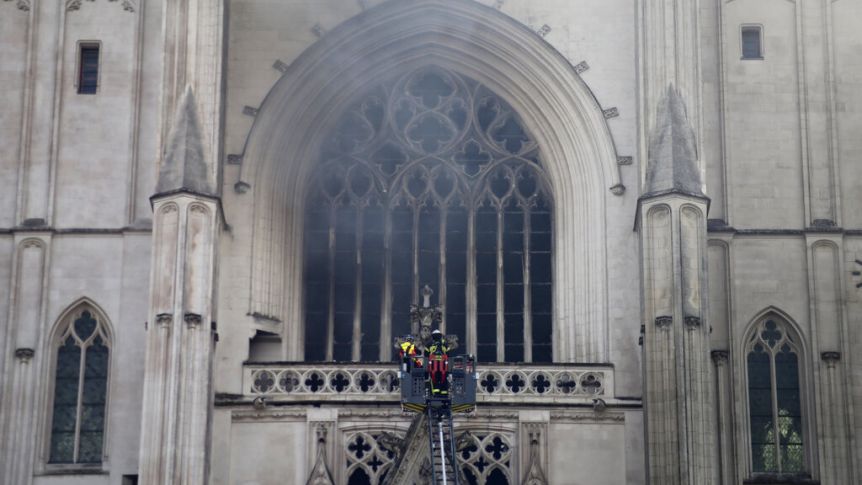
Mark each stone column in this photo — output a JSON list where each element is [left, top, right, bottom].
[[818, 351, 853, 484], [138, 87, 221, 485], [711, 350, 735, 485], [638, 86, 715, 485]]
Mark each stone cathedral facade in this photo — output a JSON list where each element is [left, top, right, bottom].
[[0, 0, 861, 484]]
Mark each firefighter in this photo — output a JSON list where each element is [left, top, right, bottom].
[[399, 335, 422, 371], [427, 329, 449, 396]]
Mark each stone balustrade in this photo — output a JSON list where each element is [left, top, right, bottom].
[[243, 362, 613, 404]]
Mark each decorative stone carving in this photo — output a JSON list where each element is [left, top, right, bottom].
[[684, 315, 702, 330], [272, 59, 289, 74], [603, 107, 620, 119], [852, 258, 862, 289], [711, 350, 729, 366], [67, 0, 134, 12], [14, 348, 34, 362], [245, 363, 610, 402], [3, 0, 30, 11], [821, 351, 841, 368], [574, 61, 590, 74], [617, 156, 633, 165], [305, 424, 335, 485], [521, 424, 548, 485], [184, 313, 202, 327], [231, 409, 307, 422], [242, 106, 259, 117], [536, 24, 551, 37], [610, 183, 626, 196], [376, 431, 405, 461], [234, 181, 251, 194], [155, 313, 172, 328], [402, 285, 456, 352], [311, 23, 325, 38], [655, 315, 672, 329]]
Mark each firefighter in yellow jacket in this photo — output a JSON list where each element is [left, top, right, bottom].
[[399, 335, 422, 370]]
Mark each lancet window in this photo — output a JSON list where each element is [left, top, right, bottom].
[[303, 66, 553, 363], [745, 317, 805, 474], [47, 306, 111, 465]]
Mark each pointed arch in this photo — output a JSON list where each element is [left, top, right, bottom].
[[43, 297, 113, 467], [739, 307, 814, 477], [241, 0, 619, 362], [48, 297, 115, 344]]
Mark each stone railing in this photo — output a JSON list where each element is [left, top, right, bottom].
[[243, 362, 614, 404]]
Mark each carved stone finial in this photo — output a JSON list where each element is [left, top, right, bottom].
[[421, 285, 433, 308]]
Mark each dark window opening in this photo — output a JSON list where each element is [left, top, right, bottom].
[[746, 318, 805, 475], [78, 44, 100, 94], [742, 26, 763, 60], [303, 66, 554, 363]]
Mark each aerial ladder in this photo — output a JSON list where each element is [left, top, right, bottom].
[[398, 353, 477, 485]]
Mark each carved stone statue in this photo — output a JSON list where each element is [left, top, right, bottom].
[[394, 285, 459, 353]]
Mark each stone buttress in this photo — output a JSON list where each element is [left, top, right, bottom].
[[638, 86, 715, 485], [138, 87, 221, 485]]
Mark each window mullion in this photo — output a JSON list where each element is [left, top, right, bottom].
[[466, 206, 477, 355], [73, 343, 87, 463], [523, 207, 533, 363], [770, 350, 782, 472], [438, 208, 448, 334], [352, 206, 364, 362], [411, 203, 420, 305], [380, 204, 393, 361], [326, 205, 336, 361], [496, 206, 505, 362]]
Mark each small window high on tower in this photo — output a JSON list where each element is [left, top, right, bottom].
[[741, 26, 763, 60], [77, 43, 100, 94]]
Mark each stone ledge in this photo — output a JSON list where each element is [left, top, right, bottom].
[[743, 474, 819, 485]]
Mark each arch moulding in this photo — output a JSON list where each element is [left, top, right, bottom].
[[240, 0, 621, 362]]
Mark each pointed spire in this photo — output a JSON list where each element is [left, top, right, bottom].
[[643, 85, 703, 197], [155, 85, 215, 196]]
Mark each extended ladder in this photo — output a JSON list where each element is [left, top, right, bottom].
[[427, 402, 459, 485]]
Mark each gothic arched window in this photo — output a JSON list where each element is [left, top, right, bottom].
[[745, 317, 805, 474], [303, 67, 553, 363], [48, 306, 111, 464]]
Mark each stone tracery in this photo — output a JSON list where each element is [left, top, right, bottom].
[[304, 66, 553, 363]]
